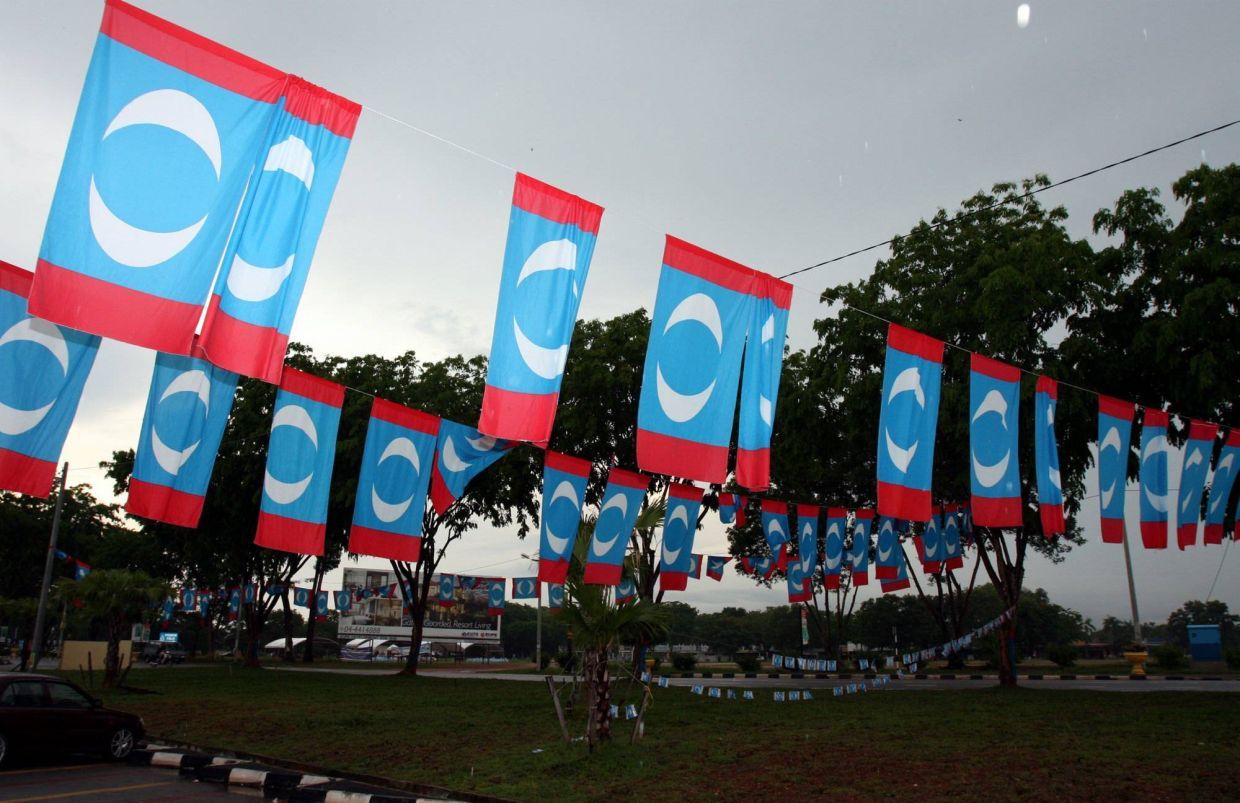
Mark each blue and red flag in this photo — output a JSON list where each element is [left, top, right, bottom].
[[761, 499, 791, 552], [436, 574, 455, 608], [796, 504, 819, 579], [942, 504, 965, 570], [740, 554, 775, 579], [429, 419, 514, 515], [254, 368, 343, 555], [227, 587, 240, 621], [1034, 376, 1065, 538], [876, 324, 944, 521], [244, 583, 258, 605], [478, 174, 603, 444], [688, 553, 703, 580], [705, 555, 731, 581], [537, 451, 591, 584], [0, 262, 100, 497], [1138, 409, 1171, 549], [74, 561, 92, 581], [584, 467, 647, 585], [29, 0, 285, 354], [822, 508, 846, 589], [197, 592, 210, 617], [1097, 396, 1135, 544], [127, 346, 237, 527], [1176, 420, 1218, 549], [180, 587, 196, 612], [917, 506, 944, 573], [874, 516, 901, 580], [511, 577, 539, 600], [736, 273, 793, 491], [786, 555, 811, 603], [314, 590, 329, 622], [637, 237, 754, 483], [292, 586, 310, 607], [718, 492, 747, 527], [199, 79, 360, 383], [880, 556, 910, 593], [487, 580, 506, 616], [349, 399, 440, 562], [334, 590, 351, 612], [659, 483, 703, 592], [1205, 430, 1240, 545], [548, 581, 568, 610], [849, 509, 873, 585], [969, 354, 1022, 527]]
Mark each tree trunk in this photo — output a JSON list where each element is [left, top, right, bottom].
[[103, 617, 121, 689], [592, 648, 612, 744], [243, 604, 263, 668], [280, 592, 295, 662]]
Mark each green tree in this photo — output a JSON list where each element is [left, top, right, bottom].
[[1167, 600, 1238, 649], [64, 569, 166, 687]]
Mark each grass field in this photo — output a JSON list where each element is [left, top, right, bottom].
[[88, 667, 1239, 802]]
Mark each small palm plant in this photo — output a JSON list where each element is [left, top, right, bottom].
[[62, 570, 166, 688]]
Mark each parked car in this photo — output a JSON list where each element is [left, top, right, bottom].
[[0, 673, 145, 766], [140, 643, 186, 664]]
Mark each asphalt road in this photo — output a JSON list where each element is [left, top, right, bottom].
[[0, 759, 234, 801]]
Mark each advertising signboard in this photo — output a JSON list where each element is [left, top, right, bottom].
[[337, 568, 501, 642]]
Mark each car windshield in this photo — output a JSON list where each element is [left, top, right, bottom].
[[46, 681, 93, 709]]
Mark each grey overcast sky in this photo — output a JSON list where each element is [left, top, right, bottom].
[[2, 2, 1238, 628]]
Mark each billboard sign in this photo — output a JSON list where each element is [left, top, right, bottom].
[[337, 568, 501, 642]]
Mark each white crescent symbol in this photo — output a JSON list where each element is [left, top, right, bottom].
[[513, 319, 569, 380], [877, 521, 893, 561], [972, 450, 1011, 489], [1100, 426, 1122, 455], [1100, 481, 1116, 509], [590, 493, 629, 557], [656, 365, 715, 423], [824, 550, 841, 569], [766, 518, 786, 542], [105, 89, 221, 177], [924, 538, 938, 558], [89, 173, 206, 269], [1142, 434, 1169, 513], [655, 293, 724, 423], [665, 293, 723, 347], [661, 505, 690, 564], [516, 239, 577, 286], [1185, 448, 1204, 471], [263, 135, 314, 190], [371, 436, 420, 523], [519, 579, 532, 595], [760, 313, 775, 344], [263, 404, 318, 505], [225, 252, 294, 303], [1218, 454, 1235, 475], [759, 395, 773, 426], [150, 369, 212, 475], [465, 434, 497, 452], [889, 366, 926, 408], [0, 318, 69, 435], [151, 427, 199, 475], [1046, 401, 1056, 426], [1048, 466, 1061, 491], [972, 389, 1009, 428], [544, 480, 581, 556], [885, 428, 918, 473], [441, 437, 473, 473]]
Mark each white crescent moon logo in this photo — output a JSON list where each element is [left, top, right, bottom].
[[1048, 466, 1061, 491], [889, 366, 926, 408], [760, 314, 775, 344], [90, 89, 219, 268], [972, 389, 1011, 488], [1141, 434, 1170, 513], [759, 395, 773, 426], [972, 389, 1009, 426], [655, 293, 723, 423], [150, 369, 212, 475], [490, 586, 503, 604], [1100, 481, 1117, 510], [0, 317, 70, 435], [441, 437, 473, 473], [513, 320, 569, 381], [264, 135, 315, 190], [371, 436, 421, 523], [517, 239, 578, 286], [1046, 400, 1056, 427], [226, 253, 294, 304], [923, 537, 938, 558], [544, 480, 581, 556], [661, 505, 690, 565], [550, 585, 564, 605], [766, 517, 786, 542], [590, 492, 629, 558], [824, 548, 842, 570], [1100, 426, 1122, 455], [264, 404, 318, 505], [465, 434, 497, 452], [511, 239, 578, 380], [877, 520, 894, 561], [1185, 448, 1204, 471]]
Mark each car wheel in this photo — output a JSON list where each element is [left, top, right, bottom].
[[106, 727, 135, 760]]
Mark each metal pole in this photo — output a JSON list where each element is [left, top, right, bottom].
[[536, 585, 543, 669], [30, 462, 68, 670], [1120, 522, 1143, 643]]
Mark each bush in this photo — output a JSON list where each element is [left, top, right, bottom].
[[647, 654, 662, 673], [554, 651, 576, 673], [973, 634, 1001, 670], [734, 653, 760, 672], [538, 651, 553, 671], [1151, 645, 1188, 670], [670, 653, 697, 671], [1046, 643, 1078, 668], [1225, 647, 1240, 671]]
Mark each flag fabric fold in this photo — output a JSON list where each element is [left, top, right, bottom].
[[658, 483, 702, 591], [1176, 420, 1218, 549], [736, 273, 793, 491], [822, 507, 847, 589], [199, 77, 360, 383], [348, 398, 440, 562], [429, 420, 514, 515], [1034, 376, 1065, 538], [478, 174, 603, 444], [876, 324, 944, 521], [436, 574, 455, 608], [969, 354, 1022, 527], [1097, 396, 1135, 544], [919, 506, 944, 573], [1138, 408, 1170, 549], [127, 346, 238, 527], [1205, 430, 1240, 545], [761, 499, 791, 554], [942, 504, 965, 570], [537, 452, 591, 583], [875, 516, 901, 580], [584, 467, 647, 585], [705, 555, 731, 581], [254, 368, 343, 555], [718, 492, 747, 527], [849, 509, 873, 585], [0, 262, 100, 496], [511, 577, 539, 600], [487, 580, 506, 616]]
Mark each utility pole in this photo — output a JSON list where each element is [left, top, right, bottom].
[[30, 462, 69, 670], [1120, 522, 1143, 643], [536, 585, 543, 670]]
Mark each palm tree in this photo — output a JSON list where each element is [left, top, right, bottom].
[[65, 570, 166, 688]]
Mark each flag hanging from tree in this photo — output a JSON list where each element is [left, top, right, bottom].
[[718, 492, 747, 527], [942, 504, 965, 570], [659, 482, 702, 591], [919, 506, 944, 573], [822, 508, 846, 589], [761, 499, 791, 553], [429, 419, 514, 515], [334, 590, 351, 612], [1205, 430, 1240, 545], [584, 467, 647, 585], [1176, 420, 1217, 549], [1034, 376, 1065, 538], [548, 581, 567, 610], [705, 555, 731, 581], [849, 509, 873, 585], [969, 354, 1022, 527], [796, 504, 819, 578], [1097, 396, 1135, 544], [875, 516, 902, 580], [478, 174, 603, 444], [876, 324, 944, 521], [736, 273, 792, 491], [1138, 409, 1171, 549], [537, 451, 591, 584], [511, 577, 539, 600]]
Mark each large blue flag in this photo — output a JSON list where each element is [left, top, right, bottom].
[[877, 324, 944, 521], [875, 516, 902, 580], [659, 483, 703, 592], [429, 419, 514, 515], [849, 510, 873, 585], [127, 348, 237, 527], [1205, 430, 1240, 545], [1176, 420, 1218, 549], [200, 79, 360, 383], [1097, 396, 1135, 543], [537, 452, 591, 584], [638, 237, 754, 483], [254, 368, 343, 555], [1034, 376, 1064, 538], [511, 577, 539, 600], [761, 499, 791, 553], [479, 174, 603, 445], [0, 262, 100, 497], [29, 0, 285, 354], [969, 354, 1022, 527], [584, 467, 647, 586], [349, 398, 440, 562], [1138, 408, 1170, 549], [822, 507, 847, 589], [736, 274, 792, 491]]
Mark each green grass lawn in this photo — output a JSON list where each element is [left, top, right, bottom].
[[87, 667, 1239, 802]]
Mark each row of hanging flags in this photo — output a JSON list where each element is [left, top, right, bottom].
[[0, 0, 1236, 574]]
